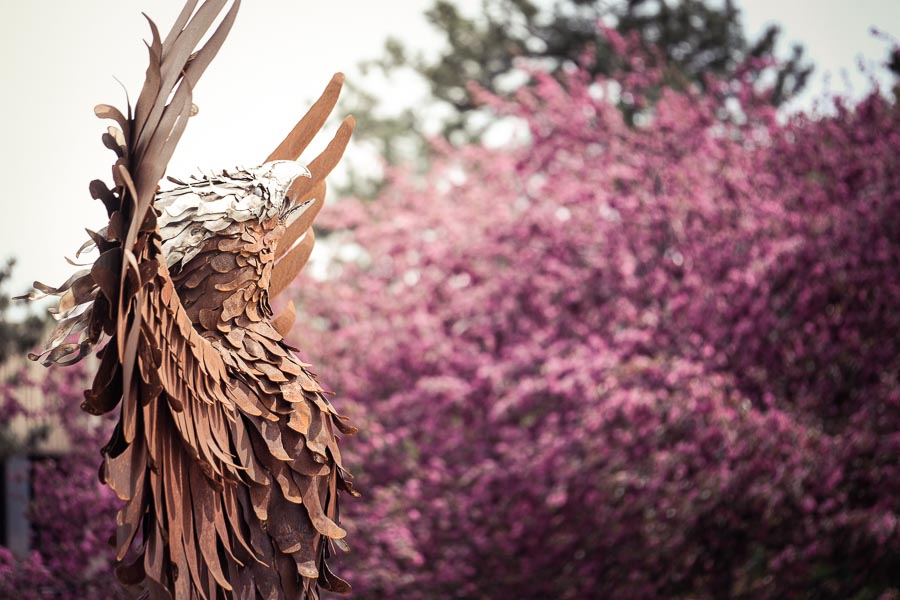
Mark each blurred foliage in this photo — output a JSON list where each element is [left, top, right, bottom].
[[343, 0, 812, 196], [0, 365, 119, 598], [297, 26, 899, 598]]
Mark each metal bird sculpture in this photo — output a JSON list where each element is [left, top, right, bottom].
[[20, 1, 358, 598]]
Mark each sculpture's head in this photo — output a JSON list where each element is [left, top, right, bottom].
[[155, 160, 312, 270], [250, 160, 314, 222]]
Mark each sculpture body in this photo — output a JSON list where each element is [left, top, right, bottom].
[[23, 1, 357, 598]]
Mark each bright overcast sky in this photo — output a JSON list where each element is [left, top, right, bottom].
[[0, 0, 898, 296]]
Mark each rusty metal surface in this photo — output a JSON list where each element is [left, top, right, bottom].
[[21, 1, 357, 597]]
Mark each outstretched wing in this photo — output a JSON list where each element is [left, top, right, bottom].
[[267, 73, 356, 335], [27, 2, 357, 598]]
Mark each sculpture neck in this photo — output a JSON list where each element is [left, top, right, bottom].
[[170, 217, 284, 335]]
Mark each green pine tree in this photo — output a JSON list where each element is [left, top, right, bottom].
[[341, 0, 812, 196]]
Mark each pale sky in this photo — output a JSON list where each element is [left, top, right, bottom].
[[1, 1, 898, 297]]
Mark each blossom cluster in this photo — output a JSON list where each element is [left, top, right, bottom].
[[293, 41, 900, 598], [0, 365, 119, 599]]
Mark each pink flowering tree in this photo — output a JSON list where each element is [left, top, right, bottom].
[[290, 34, 900, 599], [0, 365, 120, 599]]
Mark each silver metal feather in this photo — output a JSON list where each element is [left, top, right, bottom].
[[157, 161, 312, 270]]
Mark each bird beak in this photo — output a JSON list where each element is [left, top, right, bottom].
[[283, 197, 314, 226], [262, 159, 312, 219]]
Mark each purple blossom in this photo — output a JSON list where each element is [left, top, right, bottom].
[[294, 33, 900, 599]]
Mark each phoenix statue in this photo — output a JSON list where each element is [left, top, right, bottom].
[[21, 1, 358, 598]]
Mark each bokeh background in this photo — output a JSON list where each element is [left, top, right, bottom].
[[1, 1, 899, 598]]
